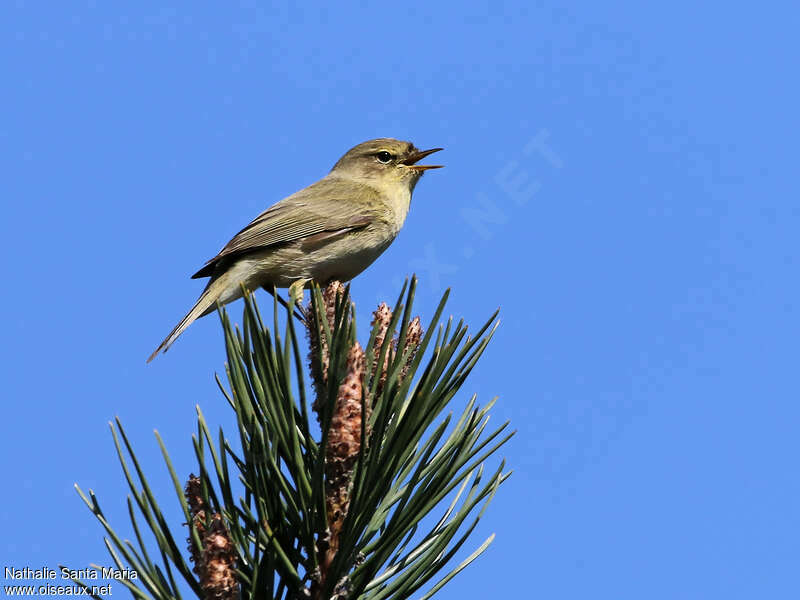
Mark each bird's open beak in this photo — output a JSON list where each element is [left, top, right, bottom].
[[403, 147, 444, 171]]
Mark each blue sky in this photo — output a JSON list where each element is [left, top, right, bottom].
[[2, 2, 799, 598]]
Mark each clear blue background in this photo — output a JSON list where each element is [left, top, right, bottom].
[[2, 2, 798, 598]]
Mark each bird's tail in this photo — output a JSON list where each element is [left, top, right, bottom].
[[147, 271, 236, 363]]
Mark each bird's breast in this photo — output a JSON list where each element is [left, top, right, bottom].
[[381, 187, 413, 236]]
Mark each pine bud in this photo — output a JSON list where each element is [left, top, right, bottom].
[[400, 316, 423, 382], [307, 281, 346, 415], [185, 474, 206, 573], [370, 302, 394, 396], [202, 515, 239, 600], [325, 342, 368, 564], [185, 474, 239, 600]]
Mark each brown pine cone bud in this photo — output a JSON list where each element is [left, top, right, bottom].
[[370, 302, 394, 396], [201, 514, 239, 600], [185, 474, 207, 575], [325, 342, 368, 563], [307, 281, 346, 416], [400, 316, 423, 382]]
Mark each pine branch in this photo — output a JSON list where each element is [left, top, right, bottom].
[[71, 277, 513, 600]]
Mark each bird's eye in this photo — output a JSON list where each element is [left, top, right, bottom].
[[376, 151, 393, 163]]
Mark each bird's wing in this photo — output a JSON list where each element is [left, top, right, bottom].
[[191, 177, 377, 279]]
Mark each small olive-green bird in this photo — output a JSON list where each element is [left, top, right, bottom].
[[148, 138, 442, 362]]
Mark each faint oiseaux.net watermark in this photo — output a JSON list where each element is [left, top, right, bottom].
[[377, 129, 565, 300]]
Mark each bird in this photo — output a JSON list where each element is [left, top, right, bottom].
[[147, 138, 443, 362]]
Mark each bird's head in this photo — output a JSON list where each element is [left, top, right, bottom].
[[331, 138, 443, 191]]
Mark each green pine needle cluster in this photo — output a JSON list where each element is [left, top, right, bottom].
[[67, 277, 513, 600]]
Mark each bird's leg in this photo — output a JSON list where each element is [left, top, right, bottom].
[[260, 283, 308, 324], [289, 278, 311, 323]]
